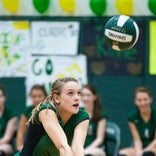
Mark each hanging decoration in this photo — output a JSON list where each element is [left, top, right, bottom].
[[32, 0, 50, 14], [148, 0, 156, 16], [59, 0, 75, 13], [90, 0, 107, 16], [2, 0, 19, 13], [115, 0, 133, 15]]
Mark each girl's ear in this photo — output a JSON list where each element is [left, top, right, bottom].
[[53, 94, 60, 104]]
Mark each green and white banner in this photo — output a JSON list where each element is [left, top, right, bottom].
[[26, 55, 87, 105]]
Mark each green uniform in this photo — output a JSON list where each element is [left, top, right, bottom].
[[23, 105, 35, 119], [0, 107, 17, 139], [128, 105, 156, 147], [84, 110, 108, 147], [15, 102, 89, 156]]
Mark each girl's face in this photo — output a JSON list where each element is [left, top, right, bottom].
[[81, 88, 96, 109], [135, 92, 152, 112], [56, 81, 81, 115], [30, 89, 46, 106], [0, 90, 5, 107]]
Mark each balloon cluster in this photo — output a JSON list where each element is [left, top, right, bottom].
[[1, 0, 156, 16]]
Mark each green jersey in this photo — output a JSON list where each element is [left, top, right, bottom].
[[23, 105, 35, 119], [84, 110, 108, 147], [128, 105, 156, 147], [16, 103, 89, 156], [0, 107, 17, 138]]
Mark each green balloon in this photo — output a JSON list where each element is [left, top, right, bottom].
[[33, 0, 50, 14], [148, 0, 156, 16], [90, 0, 107, 16]]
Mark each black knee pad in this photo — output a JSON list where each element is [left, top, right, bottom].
[[143, 151, 155, 156]]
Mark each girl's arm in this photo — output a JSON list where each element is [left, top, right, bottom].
[[71, 119, 89, 156], [128, 122, 143, 156], [86, 119, 106, 148], [0, 117, 17, 144], [16, 115, 28, 150], [39, 109, 73, 156]]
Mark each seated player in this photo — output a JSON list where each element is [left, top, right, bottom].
[[81, 84, 107, 156], [0, 85, 18, 156], [119, 86, 156, 156], [16, 84, 47, 151]]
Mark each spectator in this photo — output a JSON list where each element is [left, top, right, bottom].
[[119, 86, 156, 156], [0, 85, 18, 156], [81, 84, 107, 156], [16, 84, 47, 151]]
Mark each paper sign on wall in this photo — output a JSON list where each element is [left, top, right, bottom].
[[31, 21, 80, 55], [26, 55, 87, 105], [0, 21, 30, 77]]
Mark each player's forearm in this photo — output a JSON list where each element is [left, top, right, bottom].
[[72, 146, 84, 156], [143, 139, 156, 151], [16, 126, 27, 150], [59, 144, 73, 156], [73, 150, 84, 156], [0, 135, 11, 144], [16, 135, 24, 151], [134, 140, 143, 156]]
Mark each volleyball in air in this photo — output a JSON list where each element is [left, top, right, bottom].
[[104, 15, 139, 51]]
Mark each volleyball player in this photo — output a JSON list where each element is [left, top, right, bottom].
[[15, 77, 89, 156]]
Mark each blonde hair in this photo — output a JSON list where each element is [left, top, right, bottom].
[[29, 77, 78, 123]]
